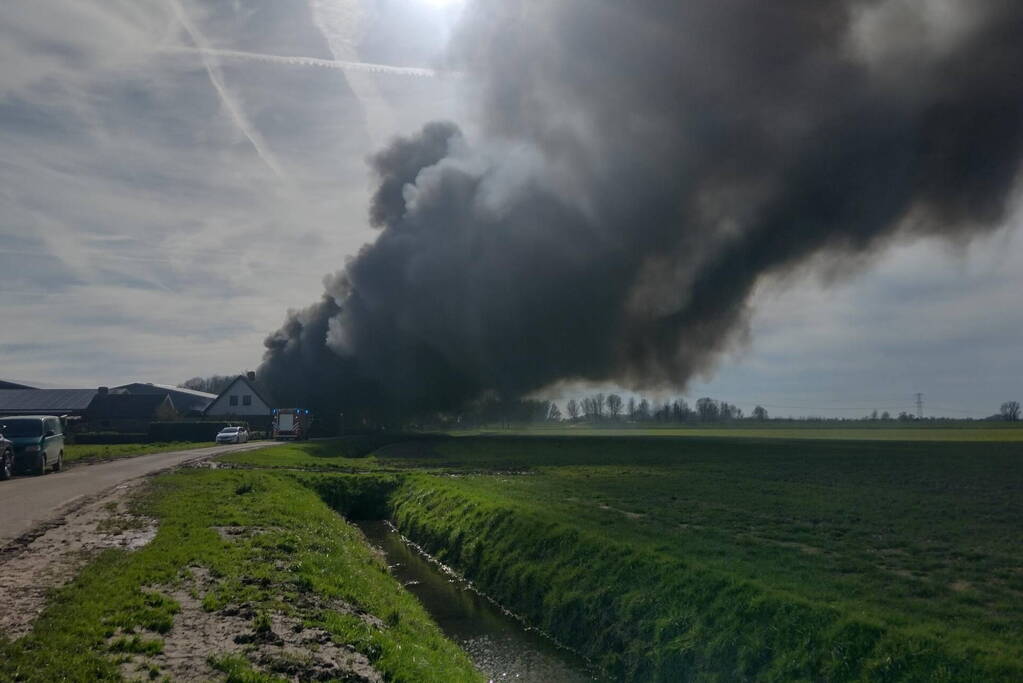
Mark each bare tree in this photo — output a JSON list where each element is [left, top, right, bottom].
[[636, 398, 651, 420], [627, 396, 636, 419], [607, 394, 623, 419], [593, 393, 606, 418], [752, 405, 768, 421], [548, 403, 563, 421], [567, 399, 580, 420], [180, 374, 236, 394], [1002, 400, 1021, 422], [696, 397, 720, 422]]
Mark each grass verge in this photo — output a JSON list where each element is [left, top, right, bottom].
[[65, 442, 213, 465], [0, 468, 481, 682]]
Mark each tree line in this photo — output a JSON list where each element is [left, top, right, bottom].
[[564, 394, 765, 423], [179, 375, 239, 395]]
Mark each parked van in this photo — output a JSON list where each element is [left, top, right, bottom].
[[0, 415, 65, 475]]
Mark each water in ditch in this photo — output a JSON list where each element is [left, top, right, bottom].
[[357, 520, 596, 682]]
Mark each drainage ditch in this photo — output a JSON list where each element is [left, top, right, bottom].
[[357, 519, 596, 682]]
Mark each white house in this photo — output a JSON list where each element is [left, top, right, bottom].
[[204, 373, 277, 425]]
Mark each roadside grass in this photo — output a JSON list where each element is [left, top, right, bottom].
[[65, 442, 212, 465], [0, 469, 481, 682], [217, 435, 429, 471]]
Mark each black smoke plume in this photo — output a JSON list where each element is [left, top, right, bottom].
[[260, 0, 1023, 420]]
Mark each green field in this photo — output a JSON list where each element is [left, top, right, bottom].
[[14, 431, 1023, 680], [453, 422, 1023, 441], [226, 433, 1023, 680], [65, 442, 212, 465]]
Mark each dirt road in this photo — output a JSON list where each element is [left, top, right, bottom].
[[0, 441, 278, 548]]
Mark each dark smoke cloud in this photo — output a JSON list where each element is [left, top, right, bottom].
[[260, 0, 1023, 418]]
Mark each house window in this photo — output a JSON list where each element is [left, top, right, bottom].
[[242, 395, 252, 406], [229, 395, 238, 407]]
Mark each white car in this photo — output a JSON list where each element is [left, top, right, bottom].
[[216, 426, 249, 444]]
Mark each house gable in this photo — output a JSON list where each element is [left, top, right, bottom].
[[205, 376, 274, 416]]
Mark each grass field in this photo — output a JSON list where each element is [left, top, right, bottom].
[[0, 469, 480, 682], [65, 442, 212, 465], [454, 422, 1023, 441], [225, 433, 1023, 680], [13, 432, 1022, 680]]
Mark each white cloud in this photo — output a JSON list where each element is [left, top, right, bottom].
[[0, 0, 462, 386]]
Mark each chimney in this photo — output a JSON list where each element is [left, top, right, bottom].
[[97, 386, 109, 395], [246, 371, 256, 382]]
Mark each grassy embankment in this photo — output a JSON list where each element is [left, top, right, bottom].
[[65, 442, 213, 465], [0, 468, 480, 682], [226, 432, 1023, 681]]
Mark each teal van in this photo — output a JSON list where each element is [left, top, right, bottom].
[[0, 415, 65, 475]]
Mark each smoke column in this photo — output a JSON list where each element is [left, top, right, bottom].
[[260, 0, 1023, 420]]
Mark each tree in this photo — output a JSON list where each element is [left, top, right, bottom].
[[636, 399, 651, 420], [627, 396, 636, 419], [547, 403, 563, 421], [180, 374, 236, 394], [593, 393, 606, 418], [752, 405, 768, 421], [1002, 401, 1021, 422], [566, 399, 580, 420], [607, 394, 623, 419], [880, 411, 891, 421], [696, 397, 719, 422]]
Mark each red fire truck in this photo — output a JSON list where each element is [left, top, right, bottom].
[[272, 408, 312, 440]]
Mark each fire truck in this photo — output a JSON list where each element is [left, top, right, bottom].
[[272, 408, 312, 440]]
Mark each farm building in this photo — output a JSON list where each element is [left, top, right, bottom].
[[0, 388, 99, 418], [85, 391, 179, 432], [110, 383, 216, 415]]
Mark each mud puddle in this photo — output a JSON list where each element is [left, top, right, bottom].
[[358, 520, 596, 682]]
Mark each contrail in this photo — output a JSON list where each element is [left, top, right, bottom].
[[162, 45, 443, 78], [163, 0, 287, 181]]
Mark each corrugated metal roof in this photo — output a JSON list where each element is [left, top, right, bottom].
[[0, 379, 38, 390], [88, 393, 173, 419], [111, 383, 215, 412], [0, 389, 98, 412], [111, 383, 217, 400]]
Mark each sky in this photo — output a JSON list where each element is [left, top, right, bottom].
[[1, 0, 1020, 419]]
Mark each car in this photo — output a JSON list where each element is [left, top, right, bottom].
[[0, 432, 12, 481], [215, 426, 249, 444], [0, 415, 65, 475]]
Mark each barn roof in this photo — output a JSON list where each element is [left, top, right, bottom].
[[111, 383, 216, 412], [0, 389, 98, 413], [88, 393, 175, 420], [0, 379, 38, 390]]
